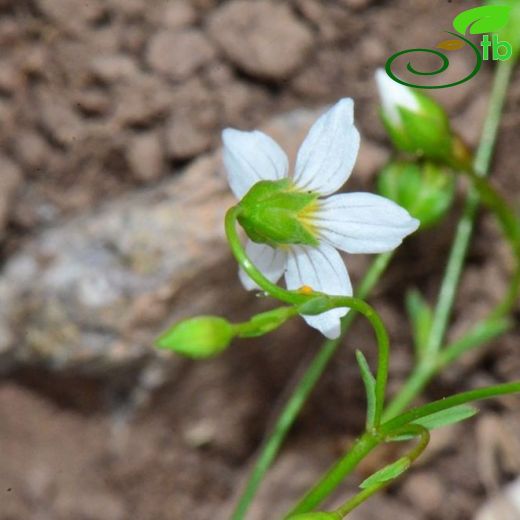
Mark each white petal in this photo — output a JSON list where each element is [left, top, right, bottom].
[[293, 98, 360, 196], [222, 128, 289, 199], [285, 244, 352, 339], [315, 192, 420, 254], [239, 240, 287, 291], [375, 69, 420, 126]]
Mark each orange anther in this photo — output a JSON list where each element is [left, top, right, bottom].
[[298, 285, 314, 295]]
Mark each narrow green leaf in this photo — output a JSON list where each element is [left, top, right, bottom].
[[355, 350, 376, 430], [413, 404, 478, 430], [388, 404, 478, 441], [360, 457, 410, 489], [405, 289, 433, 358]]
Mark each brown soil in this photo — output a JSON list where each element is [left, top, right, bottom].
[[1, 0, 520, 519]]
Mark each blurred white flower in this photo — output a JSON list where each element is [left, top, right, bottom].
[[222, 98, 419, 339]]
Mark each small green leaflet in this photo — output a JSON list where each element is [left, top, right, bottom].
[[390, 404, 478, 441], [355, 350, 376, 430], [405, 288, 432, 359], [360, 457, 410, 489], [414, 404, 478, 430]]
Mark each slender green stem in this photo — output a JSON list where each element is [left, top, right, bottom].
[[230, 338, 341, 520], [227, 206, 384, 314], [229, 215, 393, 520], [381, 381, 520, 435], [226, 205, 391, 429], [284, 433, 380, 518], [385, 59, 516, 419], [329, 296, 389, 428], [290, 381, 520, 517], [334, 426, 430, 518], [225, 206, 304, 306], [236, 306, 299, 338], [425, 59, 514, 357]]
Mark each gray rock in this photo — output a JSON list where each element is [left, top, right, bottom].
[[0, 108, 320, 374], [0, 154, 232, 372]]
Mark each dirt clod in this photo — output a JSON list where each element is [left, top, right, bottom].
[[208, 0, 314, 80]]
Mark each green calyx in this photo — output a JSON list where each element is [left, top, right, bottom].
[[156, 316, 235, 358], [237, 179, 320, 247], [381, 92, 453, 163], [377, 160, 455, 228]]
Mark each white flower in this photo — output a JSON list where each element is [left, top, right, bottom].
[[222, 98, 419, 339], [375, 69, 419, 126]]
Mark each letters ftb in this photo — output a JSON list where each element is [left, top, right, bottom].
[[481, 34, 512, 61]]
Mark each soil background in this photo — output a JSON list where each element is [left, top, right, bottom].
[[1, 0, 520, 519]]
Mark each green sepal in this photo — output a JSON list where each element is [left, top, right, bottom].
[[405, 288, 433, 358], [237, 306, 297, 338], [359, 457, 410, 489], [156, 316, 235, 359], [377, 160, 455, 228], [238, 179, 319, 247]]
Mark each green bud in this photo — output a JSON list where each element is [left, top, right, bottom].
[[238, 179, 319, 247], [156, 316, 235, 359], [376, 70, 464, 165], [377, 161, 455, 228], [381, 92, 453, 162], [237, 306, 297, 338]]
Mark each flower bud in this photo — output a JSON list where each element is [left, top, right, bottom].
[[156, 316, 235, 359], [375, 70, 454, 162], [238, 179, 319, 247], [377, 161, 455, 228]]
